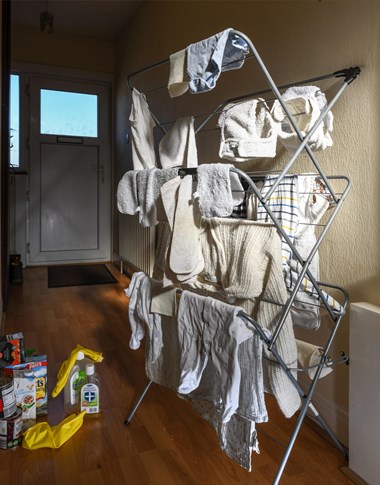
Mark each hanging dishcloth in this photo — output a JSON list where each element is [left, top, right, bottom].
[[129, 88, 158, 170], [158, 116, 198, 169], [218, 98, 278, 161], [52, 345, 103, 398]]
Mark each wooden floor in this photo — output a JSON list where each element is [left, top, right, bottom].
[[0, 265, 354, 485]]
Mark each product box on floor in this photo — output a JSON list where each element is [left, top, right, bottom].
[[4, 355, 47, 418], [0, 333, 25, 368]]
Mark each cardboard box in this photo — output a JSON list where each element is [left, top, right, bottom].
[[4, 355, 47, 417]]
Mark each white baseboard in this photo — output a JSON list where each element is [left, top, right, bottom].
[[299, 375, 349, 447]]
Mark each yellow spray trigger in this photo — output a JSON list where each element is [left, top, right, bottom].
[[52, 344, 103, 398], [22, 411, 86, 450]]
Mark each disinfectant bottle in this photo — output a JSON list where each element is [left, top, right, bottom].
[[64, 351, 92, 414], [80, 363, 101, 415]]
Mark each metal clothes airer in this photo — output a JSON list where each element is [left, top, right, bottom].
[[123, 29, 360, 485]]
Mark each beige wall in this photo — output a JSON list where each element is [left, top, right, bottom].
[[115, 1, 380, 444], [0, 4, 3, 320], [11, 25, 115, 73]]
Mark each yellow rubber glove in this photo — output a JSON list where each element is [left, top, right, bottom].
[[52, 344, 103, 398], [22, 411, 86, 450]]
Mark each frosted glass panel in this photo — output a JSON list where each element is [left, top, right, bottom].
[[40, 89, 98, 137]]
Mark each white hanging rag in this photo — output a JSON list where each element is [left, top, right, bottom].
[[168, 48, 189, 98], [159, 116, 198, 169]]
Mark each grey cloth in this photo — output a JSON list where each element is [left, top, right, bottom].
[[136, 168, 158, 227], [187, 28, 249, 94], [176, 291, 268, 424], [196, 163, 244, 217], [134, 167, 179, 226], [117, 170, 139, 215], [146, 311, 260, 472]]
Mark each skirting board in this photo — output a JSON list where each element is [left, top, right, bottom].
[[298, 375, 349, 446], [340, 466, 368, 485]]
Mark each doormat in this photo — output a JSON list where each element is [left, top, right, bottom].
[[47, 264, 117, 288]]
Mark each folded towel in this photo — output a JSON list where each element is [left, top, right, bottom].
[[159, 116, 198, 169], [136, 168, 158, 227], [168, 48, 189, 98], [117, 170, 139, 215], [296, 339, 333, 379], [197, 163, 244, 217]]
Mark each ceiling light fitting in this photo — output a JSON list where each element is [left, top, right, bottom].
[[40, 0, 54, 34]]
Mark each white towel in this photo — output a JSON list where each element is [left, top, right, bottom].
[[197, 163, 243, 217], [218, 98, 278, 161], [117, 170, 139, 215], [136, 168, 158, 227]]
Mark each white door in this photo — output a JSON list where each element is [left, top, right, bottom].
[[28, 77, 111, 265]]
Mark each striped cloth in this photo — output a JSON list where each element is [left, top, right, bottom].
[[256, 175, 343, 322]]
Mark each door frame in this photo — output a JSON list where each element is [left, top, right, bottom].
[[9, 62, 114, 267]]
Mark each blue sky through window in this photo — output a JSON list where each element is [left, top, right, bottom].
[[40, 89, 98, 137], [10, 74, 20, 167]]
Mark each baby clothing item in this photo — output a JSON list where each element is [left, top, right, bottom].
[[296, 339, 333, 380], [196, 163, 245, 218], [159, 116, 198, 169], [176, 291, 267, 424], [272, 85, 333, 153], [218, 99, 278, 161], [168, 48, 189, 98], [22, 411, 86, 450], [187, 28, 249, 94], [160, 175, 204, 286], [170, 175, 204, 276], [129, 88, 158, 170]]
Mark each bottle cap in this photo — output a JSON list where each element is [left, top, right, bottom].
[[77, 351, 85, 360], [85, 363, 95, 375]]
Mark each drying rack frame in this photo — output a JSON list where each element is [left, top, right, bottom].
[[124, 29, 360, 485]]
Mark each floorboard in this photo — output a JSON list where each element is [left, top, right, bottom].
[[0, 266, 354, 484]]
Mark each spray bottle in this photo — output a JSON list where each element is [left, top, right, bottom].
[[63, 351, 92, 414]]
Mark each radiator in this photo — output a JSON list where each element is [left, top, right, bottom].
[[118, 214, 155, 276], [349, 302, 380, 484]]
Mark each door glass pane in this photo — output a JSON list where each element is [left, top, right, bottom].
[[40, 89, 98, 137], [10, 74, 20, 167]]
